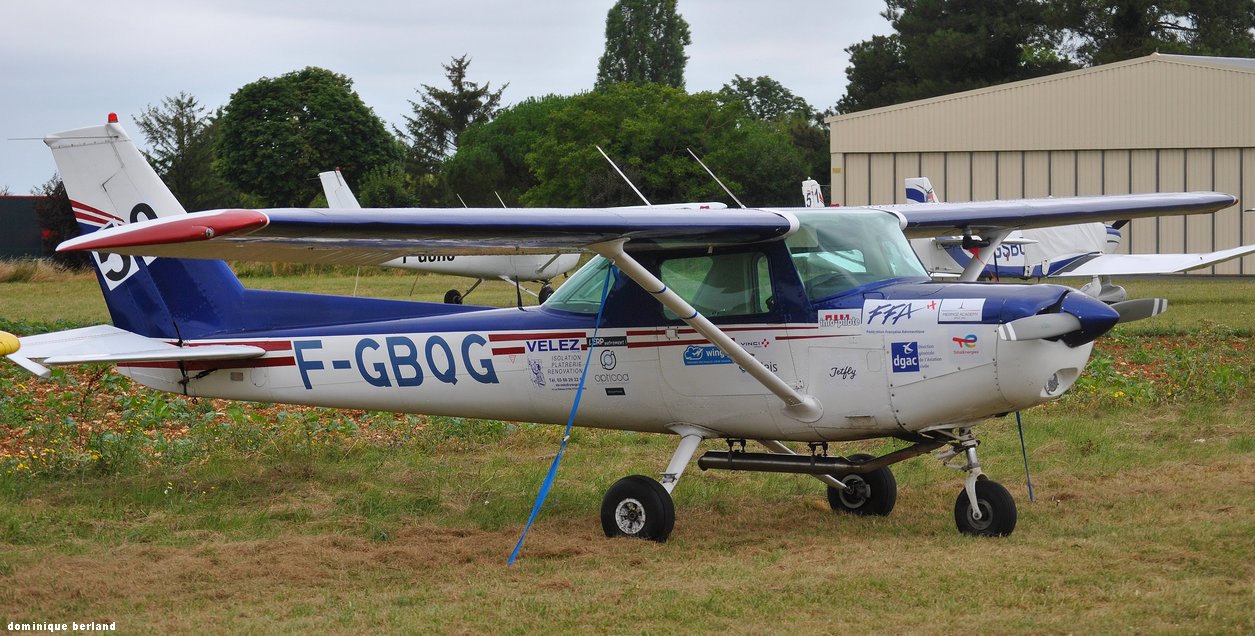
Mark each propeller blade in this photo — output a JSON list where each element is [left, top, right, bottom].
[[997, 313, 1082, 341], [1110, 298, 1168, 323]]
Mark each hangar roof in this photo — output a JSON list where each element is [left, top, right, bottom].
[[826, 54, 1255, 153]]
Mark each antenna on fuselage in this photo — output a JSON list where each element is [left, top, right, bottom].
[[595, 145, 651, 207], [686, 148, 746, 209]]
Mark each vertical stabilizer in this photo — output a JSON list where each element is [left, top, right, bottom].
[[45, 115, 247, 340]]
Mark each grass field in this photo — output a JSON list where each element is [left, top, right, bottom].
[[0, 266, 1252, 634]]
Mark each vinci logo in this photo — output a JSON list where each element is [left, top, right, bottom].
[[890, 341, 920, 373], [818, 310, 862, 328]]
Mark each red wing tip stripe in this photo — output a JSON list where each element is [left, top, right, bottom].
[[59, 209, 269, 253]]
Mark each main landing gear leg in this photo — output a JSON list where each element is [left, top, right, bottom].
[[601, 425, 712, 542], [937, 427, 1017, 537]]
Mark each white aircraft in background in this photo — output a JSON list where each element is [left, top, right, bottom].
[[2, 115, 1238, 546], [319, 169, 578, 304], [803, 177, 1255, 302]]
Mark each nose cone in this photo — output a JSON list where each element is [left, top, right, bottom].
[[1059, 291, 1120, 347]]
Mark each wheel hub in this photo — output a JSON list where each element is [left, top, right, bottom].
[[615, 498, 647, 534], [839, 475, 870, 508]]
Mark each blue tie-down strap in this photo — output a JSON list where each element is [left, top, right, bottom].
[[509, 264, 616, 565]]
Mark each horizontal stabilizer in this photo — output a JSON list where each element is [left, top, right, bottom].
[[7, 325, 265, 378], [1050, 244, 1255, 277]]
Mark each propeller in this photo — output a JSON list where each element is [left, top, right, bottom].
[[997, 313, 1081, 341], [1110, 297, 1168, 323]]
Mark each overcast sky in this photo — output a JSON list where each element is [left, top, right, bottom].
[[1, 0, 890, 194]]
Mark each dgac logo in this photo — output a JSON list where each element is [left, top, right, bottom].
[[891, 341, 920, 373], [952, 334, 978, 349], [525, 338, 580, 352]]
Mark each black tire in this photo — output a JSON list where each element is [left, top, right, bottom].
[[538, 284, 555, 304], [444, 289, 463, 304], [826, 453, 897, 516], [601, 475, 675, 542], [954, 478, 1017, 537]]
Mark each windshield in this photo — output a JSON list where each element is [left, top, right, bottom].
[[786, 209, 928, 300], [544, 255, 613, 313]]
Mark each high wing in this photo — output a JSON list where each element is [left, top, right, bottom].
[[885, 192, 1235, 239], [1051, 244, 1255, 277], [6, 325, 265, 378], [58, 207, 797, 265], [56, 192, 1235, 264]]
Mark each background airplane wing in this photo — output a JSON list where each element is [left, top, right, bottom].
[[1049, 244, 1255, 277], [887, 192, 1236, 238], [58, 207, 797, 265]]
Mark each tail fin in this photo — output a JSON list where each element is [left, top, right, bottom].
[[318, 169, 361, 209], [801, 179, 826, 208], [45, 114, 249, 340], [905, 177, 939, 203]]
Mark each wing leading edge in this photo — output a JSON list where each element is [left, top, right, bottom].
[[886, 192, 1236, 239], [58, 206, 799, 265]]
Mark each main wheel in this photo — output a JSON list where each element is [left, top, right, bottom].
[[954, 478, 1017, 537], [601, 475, 675, 542], [538, 284, 555, 304], [444, 289, 463, 304], [827, 453, 897, 516]]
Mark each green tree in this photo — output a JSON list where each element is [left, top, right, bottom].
[[595, 0, 692, 89], [215, 67, 403, 207], [837, 0, 1076, 113], [448, 84, 808, 208], [1053, 0, 1255, 64], [134, 92, 238, 211], [720, 75, 828, 193], [719, 75, 813, 121], [401, 54, 507, 176]]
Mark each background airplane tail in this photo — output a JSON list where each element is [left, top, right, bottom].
[[45, 114, 253, 341]]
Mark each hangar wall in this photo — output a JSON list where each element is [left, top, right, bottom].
[[826, 54, 1255, 275]]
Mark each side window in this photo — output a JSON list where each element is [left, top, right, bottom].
[[659, 251, 772, 319]]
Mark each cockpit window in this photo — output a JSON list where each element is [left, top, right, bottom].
[[786, 209, 928, 300], [544, 255, 612, 312]]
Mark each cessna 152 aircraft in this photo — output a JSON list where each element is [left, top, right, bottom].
[[2, 116, 1238, 542], [803, 178, 1255, 301], [319, 169, 579, 304]]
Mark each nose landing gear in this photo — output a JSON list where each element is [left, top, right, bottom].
[[936, 427, 1018, 536]]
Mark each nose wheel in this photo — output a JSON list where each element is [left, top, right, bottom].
[[953, 478, 1017, 536], [936, 427, 1018, 537]]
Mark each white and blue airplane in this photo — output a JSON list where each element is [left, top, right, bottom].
[[824, 177, 1255, 301], [1, 115, 1238, 542], [319, 169, 579, 304]]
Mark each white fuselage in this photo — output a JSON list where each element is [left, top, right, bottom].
[[122, 313, 1091, 443]]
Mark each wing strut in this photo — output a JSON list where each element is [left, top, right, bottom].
[[959, 229, 1012, 282], [590, 240, 822, 423]]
